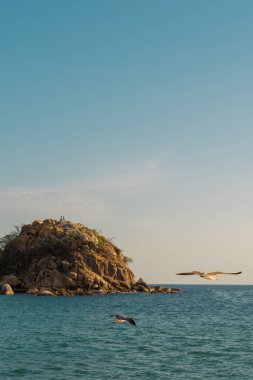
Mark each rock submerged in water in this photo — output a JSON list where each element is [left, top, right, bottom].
[[0, 218, 181, 296]]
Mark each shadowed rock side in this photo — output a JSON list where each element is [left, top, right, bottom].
[[0, 219, 136, 295]]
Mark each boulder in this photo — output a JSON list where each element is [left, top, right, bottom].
[[36, 290, 55, 296], [65, 276, 76, 289], [26, 288, 38, 295], [160, 287, 172, 293], [132, 278, 151, 292], [92, 288, 106, 294], [169, 287, 181, 293], [0, 283, 14, 295], [152, 286, 163, 292]]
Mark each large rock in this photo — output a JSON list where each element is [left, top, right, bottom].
[[132, 278, 151, 292], [0, 218, 136, 295], [26, 288, 38, 295], [0, 283, 14, 295], [36, 290, 55, 296]]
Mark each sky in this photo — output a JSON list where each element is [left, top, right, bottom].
[[0, 0, 253, 284]]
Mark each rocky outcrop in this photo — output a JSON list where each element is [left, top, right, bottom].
[[0, 218, 136, 295], [0, 218, 182, 296]]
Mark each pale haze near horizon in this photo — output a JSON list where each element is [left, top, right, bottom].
[[0, 0, 252, 284]]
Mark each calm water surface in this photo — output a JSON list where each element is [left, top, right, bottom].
[[0, 285, 252, 379]]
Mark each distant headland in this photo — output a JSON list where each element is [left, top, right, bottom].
[[0, 218, 180, 296]]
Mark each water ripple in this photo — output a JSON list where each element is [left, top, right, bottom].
[[0, 285, 252, 379]]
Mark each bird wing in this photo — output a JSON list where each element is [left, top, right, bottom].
[[176, 271, 203, 276], [111, 314, 136, 325], [113, 314, 127, 321], [126, 317, 136, 326], [208, 271, 242, 276]]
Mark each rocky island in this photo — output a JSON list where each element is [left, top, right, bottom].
[[0, 218, 180, 296]]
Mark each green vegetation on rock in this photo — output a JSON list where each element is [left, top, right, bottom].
[[0, 218, 136, 295]]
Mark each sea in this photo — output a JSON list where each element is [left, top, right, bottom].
[[0, 285, 252, 379]]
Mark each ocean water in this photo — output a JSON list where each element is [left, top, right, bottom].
[[0, 285, 252, 379]]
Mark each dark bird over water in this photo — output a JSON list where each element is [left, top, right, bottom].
[[111, 314, 136, 325], [176, 271, 242, 281]]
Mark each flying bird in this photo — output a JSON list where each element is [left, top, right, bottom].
[[111, 314, 136, 325], [176, 271, 242, 281]]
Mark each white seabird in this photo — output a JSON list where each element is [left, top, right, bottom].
[[176, 271, 242, 281], [111, 314, 136, 325]]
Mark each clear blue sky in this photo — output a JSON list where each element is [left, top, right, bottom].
[[1, 0, 253, 283]]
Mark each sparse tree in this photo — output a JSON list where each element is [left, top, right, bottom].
[[125, 256, 133, 264], [0, 226, 21, 249]]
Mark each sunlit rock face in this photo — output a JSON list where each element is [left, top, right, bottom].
[[0, 218, 135, 295]]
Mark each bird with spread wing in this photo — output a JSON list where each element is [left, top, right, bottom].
[[111, 314, 136, 325], [176, 271, 242, 281]]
